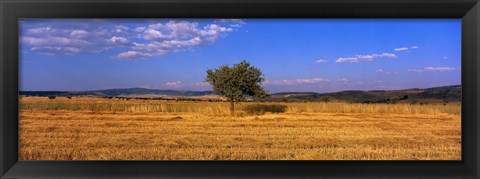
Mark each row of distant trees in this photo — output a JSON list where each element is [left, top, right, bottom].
[[280, 96, 330, 103], [362, 95, 409, 104], [47, 96, 70, 99]]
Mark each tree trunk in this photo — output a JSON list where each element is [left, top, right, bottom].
[[230, 101, 235, 116]]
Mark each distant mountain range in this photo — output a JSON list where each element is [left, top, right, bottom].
[[20, 88, 215, 97], [20, 85, 461, 103]]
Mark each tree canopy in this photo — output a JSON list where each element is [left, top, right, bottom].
[[205, 60, 268, 115]]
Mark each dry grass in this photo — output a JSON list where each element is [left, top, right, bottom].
[[19, 96, 461, 160]]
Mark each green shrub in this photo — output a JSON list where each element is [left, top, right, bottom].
[[242, 104, 287, 115]]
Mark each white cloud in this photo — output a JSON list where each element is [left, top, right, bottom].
[[110, 36, 129, 44], [165, 81, 182, 87], [70, 30, 88, 39], [143, 27, 170, 40], [424, 67, 456, 71], [26, 27, 54, 34], [22, 36, 91, 46], [408, 66, 456, 73], [22, 37, 49, 45], [200, 24, 234, 42], [443, 56, 449, 59], [22, 20, 243, 58], [163, 37, 202, 48], [204, 24, 234, 33], [264, 78, 330, 86], [394, 46, 418, 52], [315, 59, 327, 63], [295, 78, 330, 84], [394, 47, 409, 51], [22, 26, 118, 56], [63, 47, 81, 54], [30, 46, 82, 55], [144, 21, 192, 40], [30, 46, 62, 55], [142, 21, 234, 42], [134, 27, 146, 32], [385, 71, 399, 75], [336, 53, 397, 63], [112, 51, 152, 59], [368, 53, 397, 59], [131, 37, 202, 55], [376, 68, 399, 75], [113, 25, 129, 33], [30, 46, 60, 51], [133, 20, 237, 58], [336, 57, 359, 63], [214, 19, 246, 29], [338, 78, 349, 84], [131, 42, 168, 55]]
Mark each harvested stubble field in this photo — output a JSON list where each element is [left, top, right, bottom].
[[19, 96, 461, 160]]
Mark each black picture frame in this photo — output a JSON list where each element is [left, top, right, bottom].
[[1, 0, 479, 178]]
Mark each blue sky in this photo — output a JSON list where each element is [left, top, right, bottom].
[[20, 19, 461, 93]]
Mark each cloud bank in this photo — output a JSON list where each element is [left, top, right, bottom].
[[408, 66, 456, 73], [264, 78, 330, 86], [21, 19, 245, 59], [394, 45, 419, 52], [336, 53, 397, 63]]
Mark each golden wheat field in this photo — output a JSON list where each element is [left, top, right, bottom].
[[19, 96, 461, 160]]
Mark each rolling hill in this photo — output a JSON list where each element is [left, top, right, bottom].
[[268, 85, 461, 103], [20, 85, 461, 103], [21, 88, 214, 97]]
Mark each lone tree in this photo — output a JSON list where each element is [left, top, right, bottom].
[[206, 60, 268, 115]]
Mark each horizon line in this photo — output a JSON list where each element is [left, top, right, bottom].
[[19, 84, 462, 94]]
